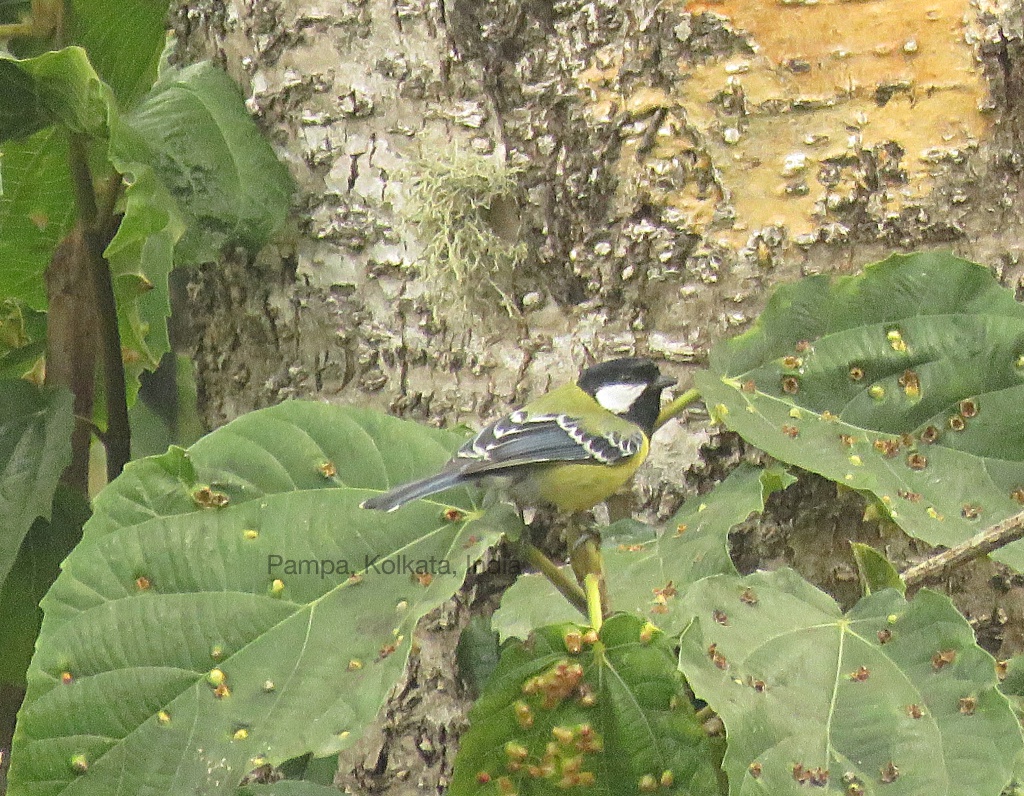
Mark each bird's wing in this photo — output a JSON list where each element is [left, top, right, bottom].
[[450, 410, 644, 476]]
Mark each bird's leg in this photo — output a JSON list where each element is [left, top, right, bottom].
[[566, 513, 608, 626], [504, 502, 588, 615]]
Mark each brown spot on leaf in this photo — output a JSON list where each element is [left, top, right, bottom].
[[932, 649, 957, 670], [654, 581, 678, 599], [873, 437, 900, 457], [849, 666, 870, 682], [898, 369, 920, 397], [192, 486, 230, 508], [961, 504, 981, 520]]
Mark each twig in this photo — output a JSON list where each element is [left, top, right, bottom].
[[655, 387, 701, 431], [69, 134, 130, 481], [45, 226, 97, 493], [902, 508, 1024, 587], [509, 539, 588, 617]]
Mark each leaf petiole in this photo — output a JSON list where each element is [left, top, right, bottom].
[[655, 387, 701, 431]]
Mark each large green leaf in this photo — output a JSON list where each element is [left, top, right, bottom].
[[64, 0, 168, 108], [0, 126, 174, 406], [851, 541, 905, 596], [695, 251, 1024, 570], [1001, 655, 1024, 708], [596, 463, 794, 632], [492, 464, 793, 641], [0, 128, 75, 309], [0, 47, 109, 141], [677, 569, 1023, 795], [450, 615, 724, 795], [1001, 656, 1024, 793], [104, 128, 185, 401], [456, 614, 501, 698], [0, 380, 73, 593], [122, 61, 294, 266], [0, 43, 290, 402], [101, 55, 292, 394], [0, 0, 168, 308], [0, 298, 47, 378], [5, 0, 167, 108], [0, 485, 88, 686], [9, 403, 518, 795], [0, 47, 113, 309]]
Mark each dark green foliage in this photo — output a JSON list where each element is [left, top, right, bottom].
[[10, 403, 521, 794], [697, 252, 1024, 568], [451, 615, 724, 795], [678, 571, 1022, 795]]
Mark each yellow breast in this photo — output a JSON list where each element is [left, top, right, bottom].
[[530, 436, 650, 512]]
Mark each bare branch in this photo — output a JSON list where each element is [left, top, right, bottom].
[[901, 509, 1024, 587]]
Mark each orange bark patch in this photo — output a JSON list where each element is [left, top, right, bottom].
[[579, 0, 989, 241]]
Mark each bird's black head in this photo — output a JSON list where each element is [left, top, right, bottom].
[[577, 357, 676, 436]]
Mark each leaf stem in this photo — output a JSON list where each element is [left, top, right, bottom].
[[902, 508, 1024, 587], [566, 518, 609, 617], [68, 133, 98, 221], [511, 539, 588, 617], [69, 133, 130, 481], [655, 387, 701, 431]]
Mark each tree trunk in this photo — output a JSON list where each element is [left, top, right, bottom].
[[173, 0, 1024, 790]]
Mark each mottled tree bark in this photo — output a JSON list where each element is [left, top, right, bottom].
[[173, 0, 1024, 790]]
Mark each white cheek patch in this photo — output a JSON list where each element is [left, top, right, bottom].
[[594, 383, 647, 414]]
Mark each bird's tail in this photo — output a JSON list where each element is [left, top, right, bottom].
[[360, 471, 466, 512]]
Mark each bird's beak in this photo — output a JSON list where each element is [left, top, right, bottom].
[[655, 375, 677, 389]]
